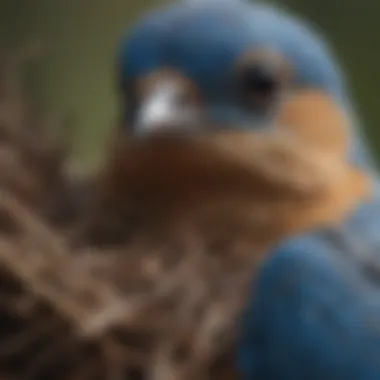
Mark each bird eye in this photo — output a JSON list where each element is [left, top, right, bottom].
[[236, 51, 292, 111], [238, 64, 278, 106]]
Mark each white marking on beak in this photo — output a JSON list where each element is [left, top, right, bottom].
[[135, 81, 200, 136]]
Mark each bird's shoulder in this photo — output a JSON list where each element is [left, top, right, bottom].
[[237, 193, 380, 380]]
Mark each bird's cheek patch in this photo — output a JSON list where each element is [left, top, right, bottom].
[[273, 90, 372, 218], [275, 90, 350, 157]]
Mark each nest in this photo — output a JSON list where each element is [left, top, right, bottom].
[[0, 188, 248, 380], [0, 46, 252, 380], [0, 46, 371, 380]]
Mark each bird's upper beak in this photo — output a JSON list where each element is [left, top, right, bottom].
[[129, 73, 203, 137]]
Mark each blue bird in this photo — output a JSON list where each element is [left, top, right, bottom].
[[116, 1, 380, 379]]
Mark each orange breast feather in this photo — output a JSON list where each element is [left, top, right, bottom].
[[96, 90, 371, 252]]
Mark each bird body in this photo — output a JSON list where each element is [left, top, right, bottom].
[[113, 1, 380, 379]]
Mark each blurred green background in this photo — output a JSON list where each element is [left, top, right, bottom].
[[1, 0, 379, 167]]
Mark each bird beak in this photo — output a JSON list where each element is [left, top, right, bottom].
[[133, 80, 202, 137]]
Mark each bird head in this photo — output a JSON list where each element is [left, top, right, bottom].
[[116, 0, 373, 169]]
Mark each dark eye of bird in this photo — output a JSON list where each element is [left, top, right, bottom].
[[239, 64, 279, 108]]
